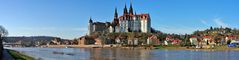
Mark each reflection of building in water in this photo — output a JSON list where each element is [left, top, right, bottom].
[[90, 48, 115, 60], [89, 48, 150, 60], [89, 48, 99, 60], [140, 49, 149, 60]]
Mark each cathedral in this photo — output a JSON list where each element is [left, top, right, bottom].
[[88, 2, 151, 35]]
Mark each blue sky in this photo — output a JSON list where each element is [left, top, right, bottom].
[[0, 0, 239, 39]]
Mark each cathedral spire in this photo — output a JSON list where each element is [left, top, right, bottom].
[[114, 7, 118, 19], [123, 3, 128, 15], [129, 0, 134, 15]]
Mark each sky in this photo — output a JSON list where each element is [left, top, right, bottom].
[[0, 0, 239, 39]]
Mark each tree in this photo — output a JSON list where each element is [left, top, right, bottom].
[[0, 25, 8, 59], [0, 25, 8, 39]]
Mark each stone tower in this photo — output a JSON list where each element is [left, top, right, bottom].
[[88, 17, 93, 35]]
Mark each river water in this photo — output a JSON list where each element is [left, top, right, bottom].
[[7, 48, 239, 60]]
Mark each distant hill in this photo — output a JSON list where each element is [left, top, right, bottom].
[[193, 27, 239, 37], [3, 36, 69, 47], [4, 36, 57, 42]]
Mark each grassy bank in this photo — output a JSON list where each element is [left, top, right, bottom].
[[7, 49, 34, 60]]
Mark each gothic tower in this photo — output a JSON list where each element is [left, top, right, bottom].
[[129, 2, 134, 15], [88, 17, 93, 35], [113, 8, 119, 32], [123, 4, 128, 15]]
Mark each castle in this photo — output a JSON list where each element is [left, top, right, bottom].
[[88, 2, 151, 35]]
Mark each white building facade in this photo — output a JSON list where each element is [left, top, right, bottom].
[[88, 3, 151, 35]]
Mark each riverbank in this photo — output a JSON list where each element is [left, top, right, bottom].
[[45, 45, 119, 48], [155, 45, 239, 51], [7, 49, 34, 60], [44, 44, 239, 51]]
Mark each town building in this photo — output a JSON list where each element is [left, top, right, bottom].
[[88, 2, 151, 35], [88, 18, 111, 35], [189, 36, 198, 45], [147, 35, 160, 45]]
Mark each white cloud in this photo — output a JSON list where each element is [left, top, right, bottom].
[[213, 18, 229, 27]]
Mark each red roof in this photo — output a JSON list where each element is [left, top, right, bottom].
[[191, 36, 197, 38], [119, 14, 150, 20], [228, 36, 236, 39], [203, 36, 211, 38], [172, 40, 182, 43]]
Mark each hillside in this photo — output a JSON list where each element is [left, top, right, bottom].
[[4, 36, 68, 47]]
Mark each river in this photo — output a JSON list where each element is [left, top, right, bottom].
[[6, 48, 239, 60]]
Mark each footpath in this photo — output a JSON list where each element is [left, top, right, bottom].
[[2, 49, 14, 60]]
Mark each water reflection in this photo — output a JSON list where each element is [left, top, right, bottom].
[[7, 48, 239, 60], [89, 48, 150, 60]]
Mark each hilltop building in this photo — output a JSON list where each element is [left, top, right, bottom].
[[88, 19, 111, 35], [88, 2, 151, 35]]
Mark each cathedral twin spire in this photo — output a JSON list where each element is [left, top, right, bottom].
[[123, 4, 128, 15], [115, 2, 134, 16], [122, 1, 134, 16], [129, 2, 134, 15], [91, 1, 134, 22]]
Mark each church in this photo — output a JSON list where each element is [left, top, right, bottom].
[[88, 2, 151, 35]]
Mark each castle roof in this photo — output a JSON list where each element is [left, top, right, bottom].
[[93, 22, 106, 25], [119, 13, 150, 21]]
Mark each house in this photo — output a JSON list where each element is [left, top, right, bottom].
[[189, 36, 198, 45], [147, 35, 160, 45], [171, 39, 182, 45], [203, 36, 212, 45], [49, 38, 62, 45], [227, 36, 238, 44], [94, 38, 102, 45], [201, 36, 217, 48], [228, 36, 237, 40], [115, 37, 121, 44]]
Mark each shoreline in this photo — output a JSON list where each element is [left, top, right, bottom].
[[156, 46, 239, 51], [7, 49, 34, 60], [7, 45, 239, 51]]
